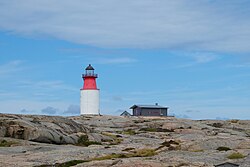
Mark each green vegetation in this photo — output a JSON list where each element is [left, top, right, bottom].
[[76, 135, 102, 147], [139, 127, 158, 132], [246, 130, 250, 137], [55, 160, 88, 167], [191, 149, 204, 152], [168, 145, 181, 151], [111, 138, 123, 145], [230, 119, 239, 123], [133, 148, 157, 157], [208, 122, 223, 128], [101, 132, 123, 145], [155, 140, 180, 151], [0, 140, 16, 147], [139, 127, 174, 132], [176, 163, 190, 167], [123, 129, 136, 135], [35, 160, 88, 167], [133, 120, 151, 123], [216, 146, 231, 151], [36, 148, 157, 167], [91, 153, 126, 161], [122, 147, 135, 152], [161, 140, 179, 146], [227, 152, 246, 159], [59, 136, 63, 141], [91, 148, 157, 161]]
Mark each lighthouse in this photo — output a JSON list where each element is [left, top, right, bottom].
[[80, 64, 100, 115]]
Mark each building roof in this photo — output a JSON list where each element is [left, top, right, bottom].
[[215, 162, 239, 167], [130, 104, 168, 109], [120, 111, 132, 116], [85, 64, 95, 70]]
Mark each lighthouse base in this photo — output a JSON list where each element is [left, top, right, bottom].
[[80, 89, 100, 115]]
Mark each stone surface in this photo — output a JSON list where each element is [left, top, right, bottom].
[[0, 113, 91, 144], [0, 114, 250, 167]]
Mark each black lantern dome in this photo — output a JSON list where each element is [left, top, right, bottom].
[[85, 64, 95, 70]]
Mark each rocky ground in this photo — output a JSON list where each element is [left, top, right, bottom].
[[0, 113, 250, 167]]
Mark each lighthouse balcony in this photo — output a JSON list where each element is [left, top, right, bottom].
[[82, 74, 98, 78]]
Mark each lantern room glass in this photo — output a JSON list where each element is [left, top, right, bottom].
[[86, 69, 94, 76]]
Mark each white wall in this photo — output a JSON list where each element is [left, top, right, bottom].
[[80, 89, 100, 115]]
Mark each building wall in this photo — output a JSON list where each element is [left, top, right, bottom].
[[133, 108, 167, 116], [80, 89, 100, 115]]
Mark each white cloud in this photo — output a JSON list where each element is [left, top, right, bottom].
[[112, 96, 123, 101], [17, 80, 79, 92], [192, 54, 218, 64], [227, 62, 250, 68], [172, 52, 219, 68], [0, 1, 250, 52], [34, 80, 78, 92], [0, 100, 80, 116], [95, 57, 136, 64], [0, 100, 70, 115], [0, 78, 78, 101], [63, 105, 80, 115], [0, 60, 24, 76], [0, 60, 79, 102], [41, 106, 58, 115]]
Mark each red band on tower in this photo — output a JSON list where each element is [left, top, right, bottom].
[[83, 77, 97, 89]]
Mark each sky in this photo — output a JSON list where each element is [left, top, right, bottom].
[[0, 0, 250, 119]]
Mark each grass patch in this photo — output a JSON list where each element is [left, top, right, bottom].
[[133, 148, 157, 157], [36, 148, 156, 166], [101, 132, 123, 145], [91, 153, 126, 161], [161, 140, 179, 146], [35, 160, 88, 167], [123, 129, 136, 135], [217, 146, 231, 151], [208, 122, 223, 128], [230, 119, 239, 123], [168, 145, 181, 151], [0, 140, 16, 147], [101, 132, 117, 138], [139, 127, 157, 132], [246, 130, 250, 137], [91, 148, 157, 161], [133, 120, 151, 123], [156, 140, 180, 151], [139, 127, 174, 132], [176, 163, 189, 167], [191, 149, 204, 152], [76, 135, 102, 147], [122, 147, 135, 152], [109, 138, 123, 145], [227, 152, 246, 159], [55, 160, 88, 167]]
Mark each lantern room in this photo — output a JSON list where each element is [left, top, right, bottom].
[[81, 64, 98, 90]]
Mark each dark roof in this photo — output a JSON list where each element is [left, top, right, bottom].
[[120, 111, 132, 116], [215, 162, 239, 167], [130, 104, 168, 109], [85, 64, 94, 70]]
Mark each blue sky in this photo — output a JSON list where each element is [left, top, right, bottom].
[[0, 0, 250, 119]]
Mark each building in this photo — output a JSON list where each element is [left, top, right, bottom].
[[130, 103, 168, 116], [80, 64, 100, 115], [120, 111, 132, 117], [215, 162, 239, 167]]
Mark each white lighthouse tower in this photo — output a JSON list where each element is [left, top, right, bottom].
[[80, 64, 100, 115]]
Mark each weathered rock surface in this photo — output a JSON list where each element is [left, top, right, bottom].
[[0, 113, 90, 144], [0, 114, 250, 167]]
